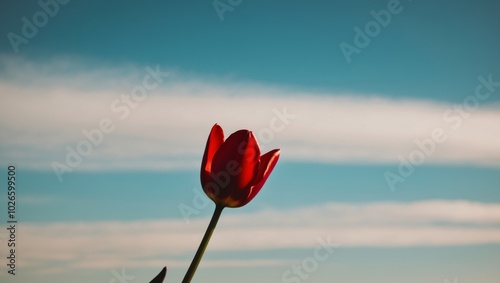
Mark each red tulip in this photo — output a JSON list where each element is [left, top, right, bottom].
[[183, 124, 281, 282], [201, 124, 280, 208]]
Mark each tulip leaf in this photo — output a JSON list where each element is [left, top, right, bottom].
[[149, 267, 167, 283]]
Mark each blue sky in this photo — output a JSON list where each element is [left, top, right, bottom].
[[1, 0, 500, 283]]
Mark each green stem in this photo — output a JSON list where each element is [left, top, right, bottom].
[[182, 204, 224, 283]]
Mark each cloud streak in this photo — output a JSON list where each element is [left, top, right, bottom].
[[1, 56, 500, 172], [11, 200, 500, 273]]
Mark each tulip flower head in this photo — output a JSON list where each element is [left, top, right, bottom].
[[201, 124, 280, 208]]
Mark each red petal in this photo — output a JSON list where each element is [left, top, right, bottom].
[[240, 149, 280, 206], [211, 130, 261, 191], [200, 124, 224, 186]]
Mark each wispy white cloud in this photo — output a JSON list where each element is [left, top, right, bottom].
[[1, 56, 500, 171], [12, 200, 500, 273]]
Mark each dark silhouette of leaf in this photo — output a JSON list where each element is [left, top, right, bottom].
[[149, 267, 167, 283]]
